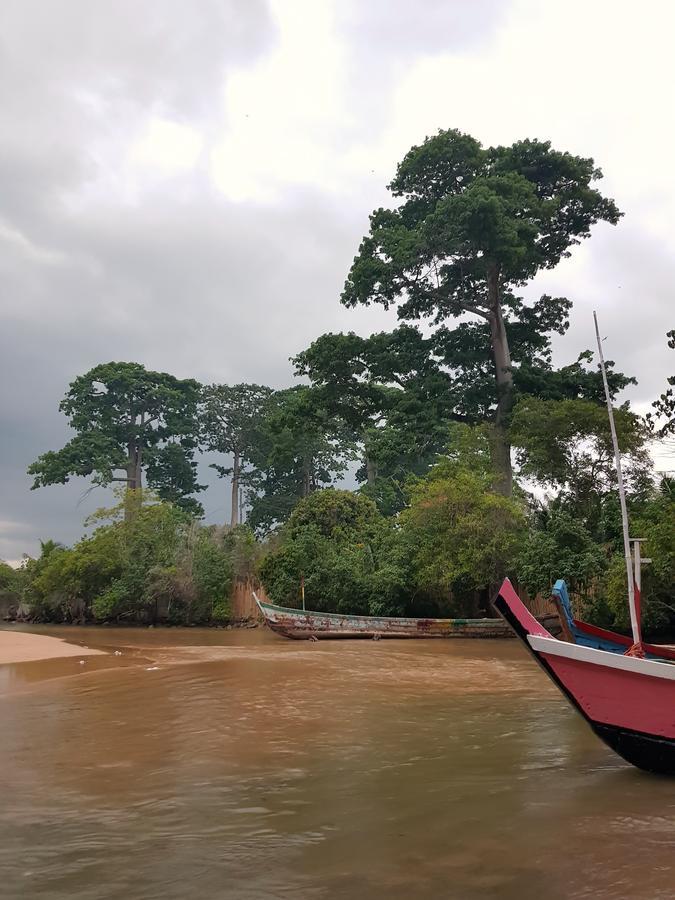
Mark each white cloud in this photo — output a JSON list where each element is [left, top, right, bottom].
[[210, 0, 348, 201], [129, 118, 205, 176]]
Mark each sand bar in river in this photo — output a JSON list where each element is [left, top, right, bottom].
[[0, 630, 106, 665]]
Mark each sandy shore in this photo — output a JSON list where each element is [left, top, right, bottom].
[[0, 630, 106, 665]]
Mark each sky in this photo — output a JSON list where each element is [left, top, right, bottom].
[[1, 0, 673, 562]]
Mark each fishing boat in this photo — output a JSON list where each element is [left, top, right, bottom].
[[495, 313, 675, 774], [495, 578, 675, 775], [254, 594, 514, 640]]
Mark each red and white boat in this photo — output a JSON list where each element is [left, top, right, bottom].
[[495, 314, 674, 775], [495, 578, 675, 775]]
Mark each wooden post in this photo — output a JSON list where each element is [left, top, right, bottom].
[[300, 573, 305, 612], [631, 538, 651, 593]]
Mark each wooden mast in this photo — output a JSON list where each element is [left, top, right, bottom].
[[593, 311, 642, 649]]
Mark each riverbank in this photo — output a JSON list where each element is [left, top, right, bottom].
[[0, 629, 106, 664]]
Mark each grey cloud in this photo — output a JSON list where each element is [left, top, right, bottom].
[[0, 0, 274, 119], [0, 169, 392, 557], [531, 223, 675, 411]]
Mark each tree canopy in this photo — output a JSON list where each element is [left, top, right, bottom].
[[28, 362, 203, 516], [341, 128, 622, 494], [245, 387, 356, 532], [201, 383, 273, 526]]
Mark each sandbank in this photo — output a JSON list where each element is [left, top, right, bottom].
[[0, 630, 106, 665]]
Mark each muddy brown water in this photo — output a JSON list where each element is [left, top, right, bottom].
[[2, 625, 675, 899]]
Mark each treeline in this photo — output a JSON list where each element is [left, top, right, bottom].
[[1, 498, 258, 624], [5, 129, 674, 628]]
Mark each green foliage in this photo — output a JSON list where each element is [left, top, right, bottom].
[[511, 397, 652, 545], [647, 329, 675, 437], [399, 460, 525, 614], [516, 509, 607, 598], [351, 130, 621, 315], [191, 530, 234, 623], [202, 383, 273, 462], [259, 489, 408, 615], [511, 398, 648, 491], [0, 560, 22, 594], [246, 387, 356, 533], [22, 497, 237, 624], [201, 383, 273, 525], [0, 560, 24, 618], [604, 486, 675, 632], [28, 362, 204, 514], [224, 525, 262, 580], [295, 327, 458, 512]]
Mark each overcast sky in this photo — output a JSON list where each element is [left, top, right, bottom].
[[1, 0, 673, 562]]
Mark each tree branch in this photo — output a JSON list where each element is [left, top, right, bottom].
[[400, 275, 491, 321]]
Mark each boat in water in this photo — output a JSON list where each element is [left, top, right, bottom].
[[495, 578, 675, 775], [495, 314, 675, 774], [254, 594, 515, 640]]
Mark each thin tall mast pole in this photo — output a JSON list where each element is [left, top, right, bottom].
[[593, 311, 640, 646]]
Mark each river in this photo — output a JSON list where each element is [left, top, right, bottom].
[[1, 625, 674, 899]]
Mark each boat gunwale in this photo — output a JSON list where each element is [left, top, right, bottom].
[[528, 633, 675, 680], [254, 594, 508, 626]]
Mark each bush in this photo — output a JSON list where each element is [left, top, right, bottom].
[[22, 498, 239, 624], [192, 531, 233, 622], [400, 463, 525, 614], [259, 489, 407, 616], [516, 509, 607, 599]]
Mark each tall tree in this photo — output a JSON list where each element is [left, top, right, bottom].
[[342, 128, 622, 494], [28, 362, 203, 516], [201, 383, 273, 527], [246, 386, 356, 532], [294, 326, 457, 508]]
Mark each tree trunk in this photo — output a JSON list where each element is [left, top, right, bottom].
[[136, 413, 144, 498], [124, 442, 141, 521], [230, 451, 240, 527], [301, 458, 312, 497], [487, 262, 514, 496], [366, 454, 377, 488]]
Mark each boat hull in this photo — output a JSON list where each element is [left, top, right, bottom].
[[256, 597, 514, 640], [495, 579, 675, 775]]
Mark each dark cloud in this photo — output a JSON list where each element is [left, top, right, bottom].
[[0, 0, 282, 557]]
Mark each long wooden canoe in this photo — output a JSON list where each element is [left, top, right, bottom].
[[254, 594, 514, 640]]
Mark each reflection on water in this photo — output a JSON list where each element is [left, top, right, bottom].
[[1, 627, 675, 899]]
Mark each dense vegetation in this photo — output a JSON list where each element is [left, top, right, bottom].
[[6, 130, 673, 631]]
